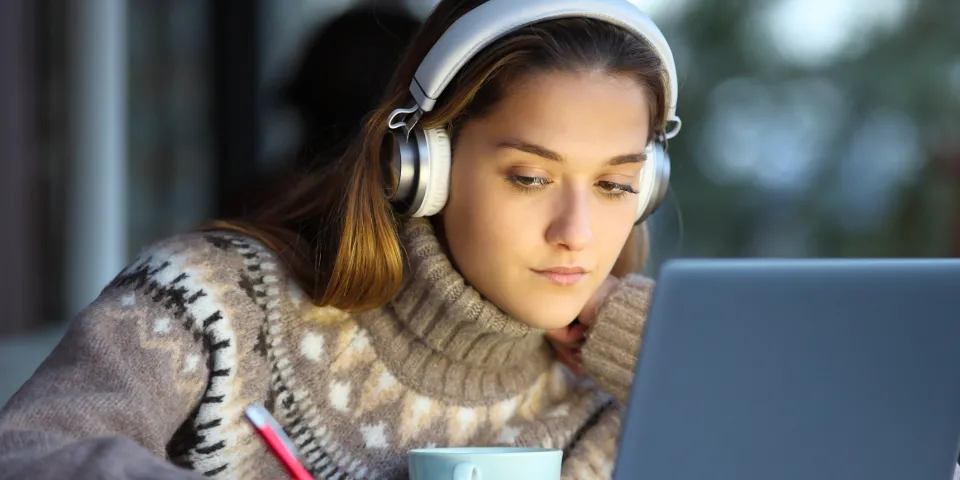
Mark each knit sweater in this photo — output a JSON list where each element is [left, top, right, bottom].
[[0, 218, 654, 480]]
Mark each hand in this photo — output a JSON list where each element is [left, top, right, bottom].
[[545, 275, 620, 375]]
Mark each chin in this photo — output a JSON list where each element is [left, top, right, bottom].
[[507, 299, 583, 331]]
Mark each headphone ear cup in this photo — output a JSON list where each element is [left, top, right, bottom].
[[635, 142, 671, 223], [410, 127, 451, 217], [386, 129, 423, 214]]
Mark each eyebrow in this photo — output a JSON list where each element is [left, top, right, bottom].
[[497, 140, 646, 165]]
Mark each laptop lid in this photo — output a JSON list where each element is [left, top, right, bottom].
[[614, 259, 960, 480]]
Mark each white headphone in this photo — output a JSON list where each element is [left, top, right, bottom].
[[385, 0, 682, 223]]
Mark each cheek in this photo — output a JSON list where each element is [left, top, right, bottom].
[[597, 218, 636, 270], [444, 159, 487, 234], [442, 158, 534, 271]]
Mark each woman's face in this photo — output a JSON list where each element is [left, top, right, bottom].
[[440, 70, 651, 330]]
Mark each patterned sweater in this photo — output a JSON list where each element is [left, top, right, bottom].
[[0, 219, 654, 480]]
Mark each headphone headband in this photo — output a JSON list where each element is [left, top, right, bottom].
[[410, 0, 680, 135]]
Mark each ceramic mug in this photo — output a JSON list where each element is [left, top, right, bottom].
[[408, 447, 562, 480]]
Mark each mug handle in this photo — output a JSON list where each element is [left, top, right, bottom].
[[453, 462, 481, 480]]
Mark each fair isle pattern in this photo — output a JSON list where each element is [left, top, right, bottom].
[[275, 306, 616, 478], [196, 234, 279, 479], [109, 244, 239, 477], [246, 239, 363, 480]]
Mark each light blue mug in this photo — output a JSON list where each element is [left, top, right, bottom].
[[408, 447, 562, 480]]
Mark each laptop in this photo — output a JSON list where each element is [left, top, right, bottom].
[[613, 259, 960, 480]]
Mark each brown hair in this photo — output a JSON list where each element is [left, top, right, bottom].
[[206, 0, 669, 311]]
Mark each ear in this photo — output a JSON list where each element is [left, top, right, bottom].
[[610, 222, 650, 278]]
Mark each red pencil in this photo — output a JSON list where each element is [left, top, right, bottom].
[[245, 404, 315, 480]]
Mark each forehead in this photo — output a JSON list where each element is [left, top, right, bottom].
[[472, 71, 652, 157]]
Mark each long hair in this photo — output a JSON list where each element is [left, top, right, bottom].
[[206, 0, 670, 311]]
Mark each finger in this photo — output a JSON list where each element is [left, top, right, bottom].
[[545, 323, 586, 345]]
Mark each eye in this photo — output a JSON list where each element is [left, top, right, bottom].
[[597, 180, 639, 198], [506, 175, 551, 191]]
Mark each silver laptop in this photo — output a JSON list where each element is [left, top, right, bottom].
[[614, 259, 960, 480]]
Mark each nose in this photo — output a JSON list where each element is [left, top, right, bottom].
[[545, 187, 593, 251]]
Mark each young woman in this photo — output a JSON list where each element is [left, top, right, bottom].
[[0, 0, 681, 478]]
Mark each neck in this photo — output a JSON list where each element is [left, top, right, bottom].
[[356, 218, 554, 404]]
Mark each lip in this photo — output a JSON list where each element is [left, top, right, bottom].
[[533, 266, 588, 286], [537, 266, 587, 274]]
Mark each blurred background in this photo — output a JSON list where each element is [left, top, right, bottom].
[[1, 0, 958, 404]]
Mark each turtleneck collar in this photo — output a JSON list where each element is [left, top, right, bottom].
[[356, 218, 554, 404]]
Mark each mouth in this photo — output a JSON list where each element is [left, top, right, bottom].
[[532, 266, 588, 286]]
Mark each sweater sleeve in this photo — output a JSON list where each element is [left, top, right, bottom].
[[560, 402, 624, 479], [579, 274, 654, 403], [0, 242, 218, 479]]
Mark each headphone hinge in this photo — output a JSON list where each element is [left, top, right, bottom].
[[387, 103, 424, 141]]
